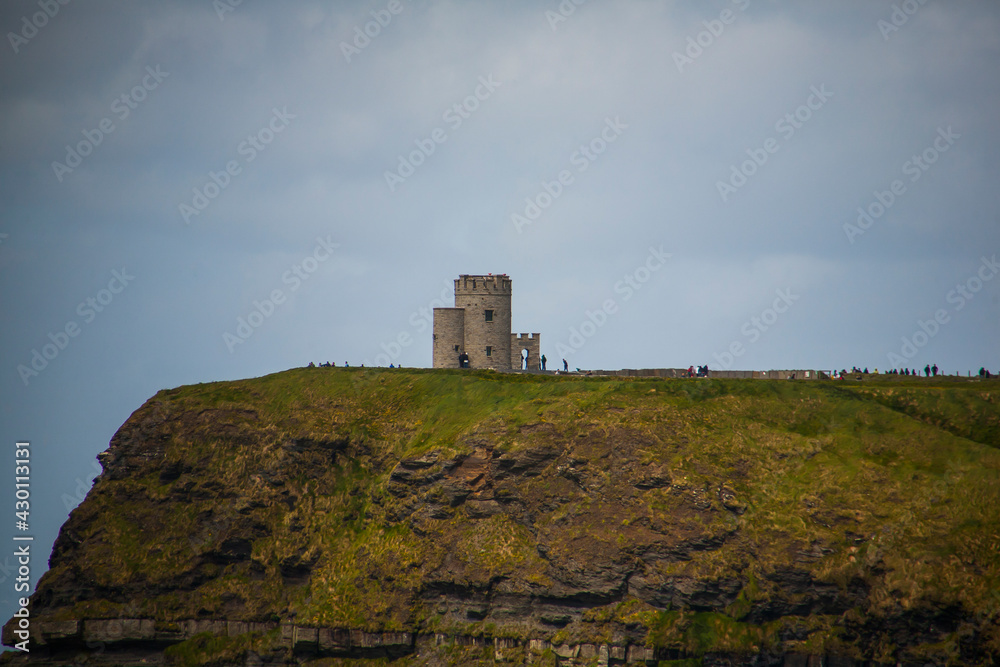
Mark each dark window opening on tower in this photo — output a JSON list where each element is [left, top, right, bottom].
[[485, 309, 493, 322], [454, 345, 460, 352], [486, 346, 493, 357]]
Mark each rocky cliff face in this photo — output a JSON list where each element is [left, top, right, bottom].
[[4, 369, 1000, 666]]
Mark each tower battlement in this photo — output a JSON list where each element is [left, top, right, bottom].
[[510, 333, 541, 370], [454, 274, 512, 296]]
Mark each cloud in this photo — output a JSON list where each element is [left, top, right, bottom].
[[0, 5, 998, 626]]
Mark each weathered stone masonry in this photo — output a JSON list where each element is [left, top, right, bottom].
[[433, 274, 540, 370]]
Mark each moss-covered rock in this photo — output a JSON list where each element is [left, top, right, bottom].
[[4, 369, 1000, 666]]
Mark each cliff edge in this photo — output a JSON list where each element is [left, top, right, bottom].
[[3, 368, 1000, 666]]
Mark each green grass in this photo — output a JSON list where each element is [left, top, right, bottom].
[[29, 369, 1000, 664]]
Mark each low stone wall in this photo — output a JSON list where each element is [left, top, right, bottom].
[[586, 368, 821, 380], [21, 617, 880, 666]]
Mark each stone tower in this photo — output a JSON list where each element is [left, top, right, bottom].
[[431, 307, 466, 369], [433, 274, 540, 370]]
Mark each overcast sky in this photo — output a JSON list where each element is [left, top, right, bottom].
[[1, 0, 998, 631]]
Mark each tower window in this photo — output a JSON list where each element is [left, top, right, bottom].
[[485, 346, 493, 357], [454, 345, 460, 352], [485, 309, 494, 322]]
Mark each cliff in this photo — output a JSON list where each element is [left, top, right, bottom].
[[3, 368, 1000, 666]]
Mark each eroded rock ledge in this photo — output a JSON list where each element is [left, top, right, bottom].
[[6, 370, 999, 665], [4, 618, 887, 666]]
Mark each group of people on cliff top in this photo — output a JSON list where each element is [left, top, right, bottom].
[[304, 361, 992, 378], [835, 364, 994, 379], [839, 365, 938, 377], [308, 361, 403, 368], [516, 351, 549, 370]]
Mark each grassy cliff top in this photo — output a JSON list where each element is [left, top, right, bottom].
[[28, 368, 1000, 664]]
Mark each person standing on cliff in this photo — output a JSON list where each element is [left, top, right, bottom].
[[932, 363, 939, 376], [563, 358, 568, 372], [541, 354, 547, 370]]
